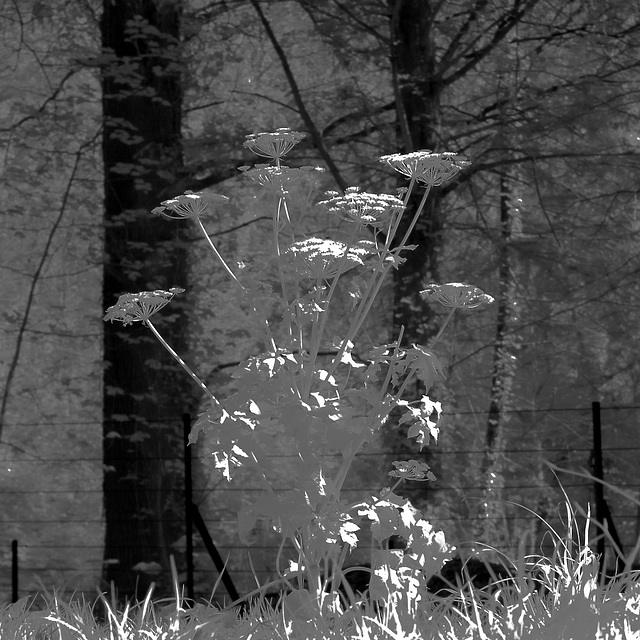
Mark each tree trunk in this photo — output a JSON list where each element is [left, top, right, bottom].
[[389, 0, 442, 347], [384, 0, 443, 505], [478, 174, 518, 543], [101, 0, 192, 599]]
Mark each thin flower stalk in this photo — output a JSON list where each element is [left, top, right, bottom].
[[326, 188, 428, 373], [385, 178, 421, 247], [393, 184, 432, 250], [372, 327, 405, 418], [144, 319, 218, 404], [103, 289, 218, 403], [154, 191, 240, 282], [331, 433, 367, 495], [341, 182, 419, 343], [194, 216, 243, 287], [428, 306, 456, 348], [392, 367, 419, 401], [153, 190, 278, 352], [301, 225, 361, 398], [302, 278, 326, 396], [274, 196, 298, 350]]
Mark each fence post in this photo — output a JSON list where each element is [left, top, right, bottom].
[[183, 414, 195, 603], [190, 504, 240, 602], [592, 401, 605, 566], [592, 401, 625, 578], [11, 539, 18, 603]]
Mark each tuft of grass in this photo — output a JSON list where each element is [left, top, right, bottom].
[[3, 497, 640, 639], [434, 496, 640, 640]]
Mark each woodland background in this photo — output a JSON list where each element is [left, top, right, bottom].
[[1, 0, 640, 604]]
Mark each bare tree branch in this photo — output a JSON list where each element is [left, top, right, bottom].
[[0, 135, 96, 439], [248, 0, 348, 192]]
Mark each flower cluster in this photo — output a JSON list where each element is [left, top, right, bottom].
[[389, 459, 436, 481], [318, 186, 404, 228], [243, 127, 306, 160], [239, 164, 324, 193], [152, 191, 228, 219], [282, 237, 372, 280], [421, 282, 494, 309], [380, 150, 470, 186], [103, 288, 184, 326]]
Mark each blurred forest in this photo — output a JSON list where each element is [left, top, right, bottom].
[[1, 0, 640, 602]]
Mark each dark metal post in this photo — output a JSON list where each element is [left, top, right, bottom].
[[183, 414, 195, 603], [592, 401, 605, 567], [591, 402, 625, 578], [11, 539, 18, 603], [191, 504, 240, 602]]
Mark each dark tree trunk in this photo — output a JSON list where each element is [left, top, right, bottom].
[[389, 0, 442, 347], [384, 0, 443, 504], [101, 0, 192, 599]]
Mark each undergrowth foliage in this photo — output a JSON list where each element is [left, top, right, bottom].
[[104, 129, 488, 614]]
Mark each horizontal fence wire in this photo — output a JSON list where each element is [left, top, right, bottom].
[[12, 508, 640, 527], [1, 482, 619, 495], [3, 446, 640, 462], [2, 402, 640, 428], [2, 405, 638, 596]]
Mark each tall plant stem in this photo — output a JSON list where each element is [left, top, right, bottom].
[[196, 216, 242, 286], [373, 325, 405, 409], [327, 185, 432, 375], [392, 368, 417, 402], [395, 184, 432, 250], [302, 278, 326, 398], [303, 225, 360, 398], [145, 319, 218, 404], [387, 175, 417, 242], [429, 307, 456, 349]]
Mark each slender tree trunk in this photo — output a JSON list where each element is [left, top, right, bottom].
[[478, 174, 518, 543], [101, 0, 192, 598]]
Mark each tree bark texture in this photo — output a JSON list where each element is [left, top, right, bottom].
[[384, 0, 444, 506], [389, 0, 442, 348], [101, 0, 192, 598], [478, 174, 518, 542]]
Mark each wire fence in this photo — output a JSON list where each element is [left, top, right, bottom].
[[1, 404, 639, 602]]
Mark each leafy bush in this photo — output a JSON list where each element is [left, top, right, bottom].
[[104, 129, 489, 615]]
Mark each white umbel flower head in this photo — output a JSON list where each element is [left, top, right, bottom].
[[244, 128, 306, 160], [239, 164, 324, 193], [421, 283, 494, 309], [318, 187, 405, 228], [380, 150, 470, 186], [104, 288, 184, 325], [283, 237, 371, 280], [152, 191, 229, 219]]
